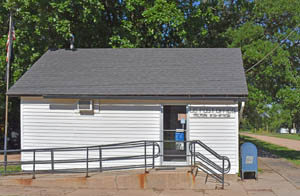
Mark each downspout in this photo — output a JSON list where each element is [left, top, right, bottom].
[[239, 101, 245, 123]]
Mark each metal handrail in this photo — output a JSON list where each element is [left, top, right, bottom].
[[1, 139, 230, 189], [1, 140, 157, 153], [0, 140, 161, 178], [189, 140, 231, 189], [190, 140, 231, 173]]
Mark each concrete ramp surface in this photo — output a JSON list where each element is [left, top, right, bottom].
[[0, 168, 229, 190]]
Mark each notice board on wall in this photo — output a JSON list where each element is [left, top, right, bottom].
[[175, 132, 184, 141]]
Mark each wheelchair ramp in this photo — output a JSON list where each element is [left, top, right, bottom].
[[0, 168, 236, 190]]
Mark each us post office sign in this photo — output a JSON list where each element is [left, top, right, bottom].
[[190, 107, 235, 119]]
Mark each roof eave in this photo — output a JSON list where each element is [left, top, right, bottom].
[[10, 94, 248, 101]]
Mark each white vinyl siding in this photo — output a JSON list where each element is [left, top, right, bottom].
[[189, 104, 239, 174], [21, 97, 161, 170], [21, 98, 239, 174]]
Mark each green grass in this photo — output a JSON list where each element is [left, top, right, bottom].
[[0, 165, 21, 173], [240, 135, 300, 166]]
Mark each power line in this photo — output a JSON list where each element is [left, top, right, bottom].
[[246, 24, 300, 73]]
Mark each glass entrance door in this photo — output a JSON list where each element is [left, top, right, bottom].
[[163, 105, 187, 162]]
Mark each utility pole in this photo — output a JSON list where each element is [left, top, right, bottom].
[[4, 10, 13, 173]]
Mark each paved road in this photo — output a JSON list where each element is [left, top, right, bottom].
[[240, 132, 300, 151]]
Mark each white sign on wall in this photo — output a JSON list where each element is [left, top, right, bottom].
[[190, 107, 235, 119]]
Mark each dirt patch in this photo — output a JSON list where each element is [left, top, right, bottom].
[[240, 133, 300, 151], [0, 154, 20, 162]]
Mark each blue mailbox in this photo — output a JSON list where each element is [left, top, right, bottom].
[[241, 142, 258, 180]]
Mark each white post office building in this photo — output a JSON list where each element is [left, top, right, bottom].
[[7, 48, 248, 174]]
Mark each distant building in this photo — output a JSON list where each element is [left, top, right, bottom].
[[278, 128, 289, 134]]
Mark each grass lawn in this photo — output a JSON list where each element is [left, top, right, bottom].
[[0, 165, 21, 173], [240, 135, 300, 166], [250, 132, 300, 141]]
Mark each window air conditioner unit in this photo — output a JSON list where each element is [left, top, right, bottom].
[[78, 99, 93, 112]]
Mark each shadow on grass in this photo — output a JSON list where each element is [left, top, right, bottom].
[[240, 135, 300, 166]]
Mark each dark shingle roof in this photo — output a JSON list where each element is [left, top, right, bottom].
[[7, 48, 248, 97]]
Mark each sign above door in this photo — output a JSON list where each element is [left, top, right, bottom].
[[190, 107, 235, 119]]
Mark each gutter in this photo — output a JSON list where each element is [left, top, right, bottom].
[[41, 95, 248, 101], [9, 93, 248, 102]]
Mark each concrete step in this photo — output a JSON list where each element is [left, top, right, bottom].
[[0, 168, 237, 190]]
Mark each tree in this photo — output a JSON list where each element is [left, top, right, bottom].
[[1, 0, 300, 149], [225, 0, 300, 131]]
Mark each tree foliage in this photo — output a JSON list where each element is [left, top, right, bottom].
[[1, 0, 300, 147]]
